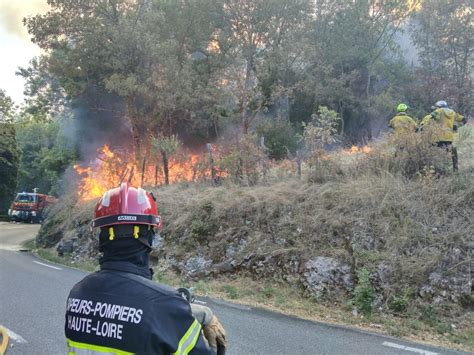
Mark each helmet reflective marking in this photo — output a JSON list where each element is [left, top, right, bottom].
[[137, 188, 147, 205], [102, 191, 111, 207]]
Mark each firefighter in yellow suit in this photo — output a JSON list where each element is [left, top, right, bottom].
[[388, 103, 417, 134], [420, 100, 465, 172]]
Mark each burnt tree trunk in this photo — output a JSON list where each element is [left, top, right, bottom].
[[127, 96, 142, 163], [296, 150, 302, 178], [206, 143, 216, 185], [240, 49, 255, 136], [140, 157, 146, 187], [161, 150, 169, 185]]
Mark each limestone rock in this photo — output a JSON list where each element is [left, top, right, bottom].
[[303, 256, 354, 298]]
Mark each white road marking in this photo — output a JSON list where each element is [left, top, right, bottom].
[[32, 260, 62, 270], [382, 341, 438, 355], [0, 245, 22, 251], [194, 300, 207, 305], [3, 326, 27, 344]]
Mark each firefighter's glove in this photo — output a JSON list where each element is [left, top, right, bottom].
[[191, 304, 227, 353]]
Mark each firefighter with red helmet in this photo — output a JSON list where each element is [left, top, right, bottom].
[[65, 183, 226, 354]]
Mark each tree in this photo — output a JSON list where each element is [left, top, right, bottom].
[[410, 0, 473, 115], [220, 0, 312, 135], [15, 120, 76, 195], [25, 0, 224, 162], [151, 135, 181, 185], [0, 89, 16, 123], [304, 0, 419, 140], [0, 123, 20, 214], [16, 56, 66, 122], [301, 106, 341, 153]]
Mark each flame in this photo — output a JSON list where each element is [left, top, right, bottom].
[[344, 145, 372, 154], [74, 144, 226, 202]]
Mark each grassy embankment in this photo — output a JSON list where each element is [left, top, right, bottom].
[[34, 128, 474, 351]]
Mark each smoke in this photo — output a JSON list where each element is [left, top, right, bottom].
[[395, 21, 421, 66], [0, 1, 49, 39], [59, 86, 132, 162]]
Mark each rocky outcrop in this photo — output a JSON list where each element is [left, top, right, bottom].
[[38, 178, 474, 314], [303, 257, 354, 298]]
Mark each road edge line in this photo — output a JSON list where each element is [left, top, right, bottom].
[[33, 260, 63, 270], [383, 341, 438, 355], [2, 326, 26, 344]]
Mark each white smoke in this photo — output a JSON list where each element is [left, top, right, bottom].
[[0, 0, 49, 39]]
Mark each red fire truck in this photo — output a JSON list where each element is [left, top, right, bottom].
[[8, 190, 57, 223]]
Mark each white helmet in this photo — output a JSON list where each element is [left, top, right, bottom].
[[435, 100, 448, 108]]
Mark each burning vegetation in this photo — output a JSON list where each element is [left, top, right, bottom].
[[38, 127, 474, 352], [344, 145, 372, 154], [73, 138, 377, 202], [73, 144, 227, 201]]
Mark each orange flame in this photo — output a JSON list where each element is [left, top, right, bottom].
[[74, 144, 225, 201], [344, 145, 372, 154]]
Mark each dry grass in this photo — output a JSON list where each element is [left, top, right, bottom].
[[148, 129, 474, 350], [150, 270, 473, 352], [36, 126, 474, 351]]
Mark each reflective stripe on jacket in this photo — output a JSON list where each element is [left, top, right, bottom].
[[65, 261, 213, 355], [67, 338, 133, 354]]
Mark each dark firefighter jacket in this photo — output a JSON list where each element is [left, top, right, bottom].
[[65, 260, 213, 355]]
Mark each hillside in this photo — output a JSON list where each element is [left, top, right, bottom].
[[35, 129, 474, 351]]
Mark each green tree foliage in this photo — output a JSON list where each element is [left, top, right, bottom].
[[21, 0, 472, 161], [301, 106, 341, 151], [255, 119, 297, 160], [25, 0, 225, 161], [303, 0, 419, 139], [301, 106, 342, 183], [220, 0, 312, 134], [410, 0, 473, 115], [15, 121, 76, 195], [0, 90, 19, 213], [0, 123, 20, 214], [0, 89, 16, 123], [16, 56, 66, 122]]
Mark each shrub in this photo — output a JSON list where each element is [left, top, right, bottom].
[[222, 285, 239, 299], [355, 131, 452, 179], [353, 268, 375, 316], [217, 137, 264, 185], [300, 106, 341, 151], [388, 289, 412, 314], [307, 154, 345, 183], [419, 305, 451, 334], [255, 119, 298, 160]]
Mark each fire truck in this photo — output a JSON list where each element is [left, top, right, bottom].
[[8, 189, 57, 223]]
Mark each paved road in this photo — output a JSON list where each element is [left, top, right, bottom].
[[0, 222, 39, 250], [0, 223, 469, 354]]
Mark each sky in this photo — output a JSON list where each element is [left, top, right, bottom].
[[0, 0, 49, 104]]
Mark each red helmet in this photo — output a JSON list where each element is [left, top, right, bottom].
[[92, 183, 161, 229]]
